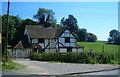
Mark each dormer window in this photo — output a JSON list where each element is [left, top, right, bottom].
[[38, 38, 44, 43]]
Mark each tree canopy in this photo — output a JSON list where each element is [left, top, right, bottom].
[[77, 28, 87, 42], [108, 29, 120, 45], [61, 15, 78, 33], [86, 33, 97, 42], [34, 8, 56, 27]]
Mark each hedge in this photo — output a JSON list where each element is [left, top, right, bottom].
[[30, 52, 118, 64]]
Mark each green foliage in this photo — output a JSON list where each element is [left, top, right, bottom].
[[34, 8, 56, 27], [77, 28, 87, 42], [21, 18, 38, 25], [55, 24, 64, 28], [61, 15, 78, 33], [30, 51, 116, 64], [96, 53, 110, 64], [2, 61, 21, 70], [108, 29, 120, 45], [2, 14, 19, 46], [86, 33, 97, 42]]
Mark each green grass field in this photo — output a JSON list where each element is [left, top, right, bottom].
[[77, 41, 119, 55]]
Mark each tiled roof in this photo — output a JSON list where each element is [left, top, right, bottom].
[[26, 26, 66, 38]]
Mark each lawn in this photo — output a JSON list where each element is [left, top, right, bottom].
[[77, 41, 119, 55], [2, 61, 24, 70]]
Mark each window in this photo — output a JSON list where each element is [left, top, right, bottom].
[[38, 38, 44, 43], [65, 37, 70, 43], [67, 47, 72, 52]]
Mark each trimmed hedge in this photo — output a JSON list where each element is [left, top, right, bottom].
[[30, 52, 118, 64]]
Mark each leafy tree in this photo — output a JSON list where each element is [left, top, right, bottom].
[[86, 33, 97, 42], [34, 8, 56, 27], [55, 24, 63, 28], [60, 15, 78, 33], [21, 18, 38, 25], [77, 28, 87, 42], [2, 14, 20, 46], [114, 36, 120, 44], [108, 29, 120, 44]]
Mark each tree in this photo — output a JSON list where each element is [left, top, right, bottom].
[[108, 29, 120, 44], [21, 19, 38, 25], [86, 33, 97, 42], [109, 29, 120, 41], [2, 15, 21, 46], [34, 8, 56, 27], [114, 36, 120, 45], [77, 28, 87, 42], [61, 15, 78, 33], [55, 24, 63, 28]]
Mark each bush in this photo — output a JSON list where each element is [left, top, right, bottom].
[[30, 52, 89, 63], [94, 52, 111, 64], [30, 52, 115, 64]]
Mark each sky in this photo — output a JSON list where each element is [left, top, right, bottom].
[[2, 2, 118, 41]]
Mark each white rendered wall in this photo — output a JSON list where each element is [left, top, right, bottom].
[[39, 43, 44, 48], [60, 48, 67, 52], [78, 48, 83, 52], [49, 39, 56, 48], [32, 39, 38, 43], [45, 39, 49, 48], [72, 48, 77, 52], [59, 38, 64, 47]]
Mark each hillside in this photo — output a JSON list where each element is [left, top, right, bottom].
[[77, 41, 119, 55]]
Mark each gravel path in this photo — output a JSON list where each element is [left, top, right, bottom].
[[13, 59, 119, 75]]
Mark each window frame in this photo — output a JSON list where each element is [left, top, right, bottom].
[[65, 37, 70, 43], [38, 38, 44, 43]]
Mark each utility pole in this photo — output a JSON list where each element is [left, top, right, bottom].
[[6, 0, 10, 62]]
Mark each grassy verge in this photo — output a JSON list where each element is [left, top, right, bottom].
[[2, 61, 24, 71]]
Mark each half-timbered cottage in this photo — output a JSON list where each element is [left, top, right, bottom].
[[12, 25, 84, 58]]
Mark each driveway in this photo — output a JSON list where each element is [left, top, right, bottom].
[[12, 59, 119, 75]]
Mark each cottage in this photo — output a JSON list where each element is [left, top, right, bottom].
[[12, 25, 84, 58]]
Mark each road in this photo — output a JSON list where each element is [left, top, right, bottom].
[[12, 59, 119, 75], [81, 69, 119, 75], [2, 59, 119, 77], [2, 69, 119, 77]]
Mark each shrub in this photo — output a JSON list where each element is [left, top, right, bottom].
[[30, 52, 114, 64], [95, 52, 110, 64]]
